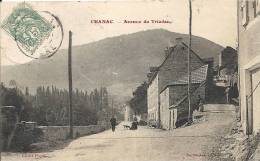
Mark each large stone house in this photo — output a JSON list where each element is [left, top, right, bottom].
[[147, 37, 209, 128], [238, 0, 260, 135]]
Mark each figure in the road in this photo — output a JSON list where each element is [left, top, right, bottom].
[[225, 86, 231, 104], [110, 116, 117, 132], [130, 116, 138, 130]]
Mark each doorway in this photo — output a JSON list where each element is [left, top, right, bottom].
[[251, 68, 260, 134]]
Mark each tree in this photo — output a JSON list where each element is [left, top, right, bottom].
[[1, 86, 24, 116], [129, 82, 148, 115], [0, 83, 114, 126]]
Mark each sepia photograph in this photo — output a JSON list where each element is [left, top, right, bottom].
[[0, 0, 260, 161]]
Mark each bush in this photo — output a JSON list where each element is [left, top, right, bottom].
[[138, 120, 147, 126]]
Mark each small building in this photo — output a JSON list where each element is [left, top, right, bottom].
[[159, 65, 208, 130], [238, 0, 260, 135], [124, 103, 134, 122]]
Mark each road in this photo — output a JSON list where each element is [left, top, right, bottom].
[[2, 104, 236, 161]]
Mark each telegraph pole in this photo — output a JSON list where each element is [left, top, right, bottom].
[[187, 0, 192, 123], [112, 98, 114, 117], [68, 31, 73, 138], [0, 9, 2, 160]]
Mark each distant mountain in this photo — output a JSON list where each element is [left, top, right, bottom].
[[2, 29, 224, 100]]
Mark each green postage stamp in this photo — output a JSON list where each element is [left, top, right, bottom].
[[1, 4, 53, 55]]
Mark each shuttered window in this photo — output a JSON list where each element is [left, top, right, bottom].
[[241, 0, 249, 26], [256, 0, 260, 15]]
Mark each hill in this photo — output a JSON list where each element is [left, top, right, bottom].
[[2, 29, 224, 100]]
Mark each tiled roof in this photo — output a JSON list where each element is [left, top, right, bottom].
[[148, 42, 206, 86], [169, 81, 207, 109], [168, 64, 208, 85]]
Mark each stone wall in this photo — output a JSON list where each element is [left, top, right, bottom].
[[168, 84, 202, 106], [174, 84, 205, 127], [38, 125, 107, 141]]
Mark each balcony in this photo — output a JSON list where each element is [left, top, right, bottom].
[[213, 75, 230, 87]]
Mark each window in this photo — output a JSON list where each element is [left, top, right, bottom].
[[256, 0, 260, 15], [253, 0, 257, 17], [241, 0, 249, 26]]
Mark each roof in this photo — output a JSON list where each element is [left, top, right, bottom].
[[169, 96, 188, 109], [148, 42, 205, 86], [159, 64, 208, 93], [169, 80, 207, 109], [168, 64, 208, 85], [147, 70, 159, 85], [147, 46, 175, 85]]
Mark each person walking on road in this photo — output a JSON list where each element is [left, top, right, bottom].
[[110, 116, 116, 132], [225, 86, 231, 104], [130, 116, 138, 130]]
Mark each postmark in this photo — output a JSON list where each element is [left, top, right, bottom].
[[1, 3, 63, 59]]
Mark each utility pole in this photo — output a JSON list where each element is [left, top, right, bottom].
[[0, 108, 2, 161], [111, 98, 114, 117], [237, 0, 241, 121], [68, 31, 73, 138], [0, 15, 2, 160], [187, 0, 192, 123]]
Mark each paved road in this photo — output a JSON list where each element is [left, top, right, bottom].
[[2, 104, 236, 161]]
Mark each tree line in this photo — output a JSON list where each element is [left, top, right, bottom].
[[0, 83, 117, 126]]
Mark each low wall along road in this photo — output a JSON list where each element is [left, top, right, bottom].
[[39, 125, 107, 141]]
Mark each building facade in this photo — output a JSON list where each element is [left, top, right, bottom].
[[219, 47, 238, 75], [238, 0, 260, 135], [147, 37, 206, 127], [214, 47, 238, 87]]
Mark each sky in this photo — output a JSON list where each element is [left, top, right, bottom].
[[0, 0, 237, 66]]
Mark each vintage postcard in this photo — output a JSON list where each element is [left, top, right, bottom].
[[0, 0, 260, 161]]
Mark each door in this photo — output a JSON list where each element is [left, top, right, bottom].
[[172, 110, 175, 129], [169, 111, 171, 130], [251, 68, 260, 134], [172, 109, 177, 129]]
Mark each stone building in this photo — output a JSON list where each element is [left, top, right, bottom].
[[238, 0, 260, 135], [160, 65, 208, 129], [214, 47, 238, 87], [210, 47, 238, 104], [147, 37, 208, 127], [219, 47, 238, 75]]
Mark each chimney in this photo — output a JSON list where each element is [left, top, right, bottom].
[[175, 37, 183, 45], [168, 37, 183, 48], [164, 47, 170, 57], [168, 39, 175, 48], [149, 66, 158, 72], [147, 72, 153, 79]]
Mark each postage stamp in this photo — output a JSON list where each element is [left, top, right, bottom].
[[1, 3, 63, 59]]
